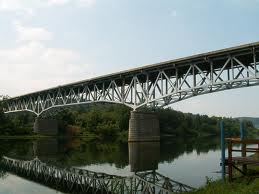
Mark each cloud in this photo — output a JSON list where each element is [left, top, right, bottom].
[[0, 41, 85, 96], [47, 0, 96, 7], [46, 0, 70, 6], [0, 0, 35, 14], [14, 22, 53, 42], [170, 10, 177, 17], [0, 22, 89, 96], [78, 0, 96, 7], [0, 0, 96, 14], [0, 41, 79, 66]]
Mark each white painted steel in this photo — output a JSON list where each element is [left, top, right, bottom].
[[3, 43, 259, 115]]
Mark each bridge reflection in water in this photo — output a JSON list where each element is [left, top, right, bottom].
[[1, 141, 195, 194]]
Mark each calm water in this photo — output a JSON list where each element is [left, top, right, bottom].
[[0, 137, 224, 194]]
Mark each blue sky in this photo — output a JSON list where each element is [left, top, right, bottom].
[[1, 0, 259, 117]]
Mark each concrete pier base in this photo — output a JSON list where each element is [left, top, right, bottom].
[[128, 111, 160, 142], [34, 118, 58, 135]]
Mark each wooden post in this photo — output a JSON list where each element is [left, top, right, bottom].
[[242, 143, 247, 175], [240, 121, 247, 174]]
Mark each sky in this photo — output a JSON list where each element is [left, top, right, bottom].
[[1, 0, 259, 117]]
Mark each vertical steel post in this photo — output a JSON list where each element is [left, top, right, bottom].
[[220, 120, 225, 181], [228, 140, 233, 182]]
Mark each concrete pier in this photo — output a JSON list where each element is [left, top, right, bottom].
[[34, 118, 58, 135], [128, 111, 160, 142]]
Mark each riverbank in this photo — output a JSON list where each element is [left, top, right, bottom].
[[0, 132, 217, 142], [0, 134, 97, 141], [186, 178, 259, 194], [186, 154, 259, 194]]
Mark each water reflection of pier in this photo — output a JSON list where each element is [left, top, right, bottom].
[[129, 142, 160, 172], [1, 155, 194, 194], [33, 139, 58, 159]]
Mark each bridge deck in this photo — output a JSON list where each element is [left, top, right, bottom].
[[7, 41, 259, 100], [4, 41, 259, 114]]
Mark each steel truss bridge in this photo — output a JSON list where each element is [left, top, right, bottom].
[[1, 156, 194, 194], [3, 42, 259, 116]]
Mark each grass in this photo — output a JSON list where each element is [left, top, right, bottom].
[[186, 178, 259, 194]]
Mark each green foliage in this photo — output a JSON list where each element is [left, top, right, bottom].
[[41, 105, 258, 140], [237, 117, 259, 128], [0, 96, 34, 135], [185, 178, 259, 194], [157, 107, 258, 138], [0, 95, 257, 139], [42, 104, 131, 140]]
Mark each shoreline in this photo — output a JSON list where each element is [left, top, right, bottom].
[[0, 132, 220, 139], [0, 135, 96, 140]]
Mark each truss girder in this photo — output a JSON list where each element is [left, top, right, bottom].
[[3, 46, 259, 115]]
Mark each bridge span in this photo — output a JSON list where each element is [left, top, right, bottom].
[[2, 42, 259, 141]]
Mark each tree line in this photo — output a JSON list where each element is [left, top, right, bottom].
[[0, 96, 257, 140], [0, 96, 34, 135], [40, 104, 258, 140]]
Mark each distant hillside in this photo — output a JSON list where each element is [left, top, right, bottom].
[[237, 117, 259, 129]]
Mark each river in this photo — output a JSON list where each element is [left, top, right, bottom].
[[0, 136, 223, 194]]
